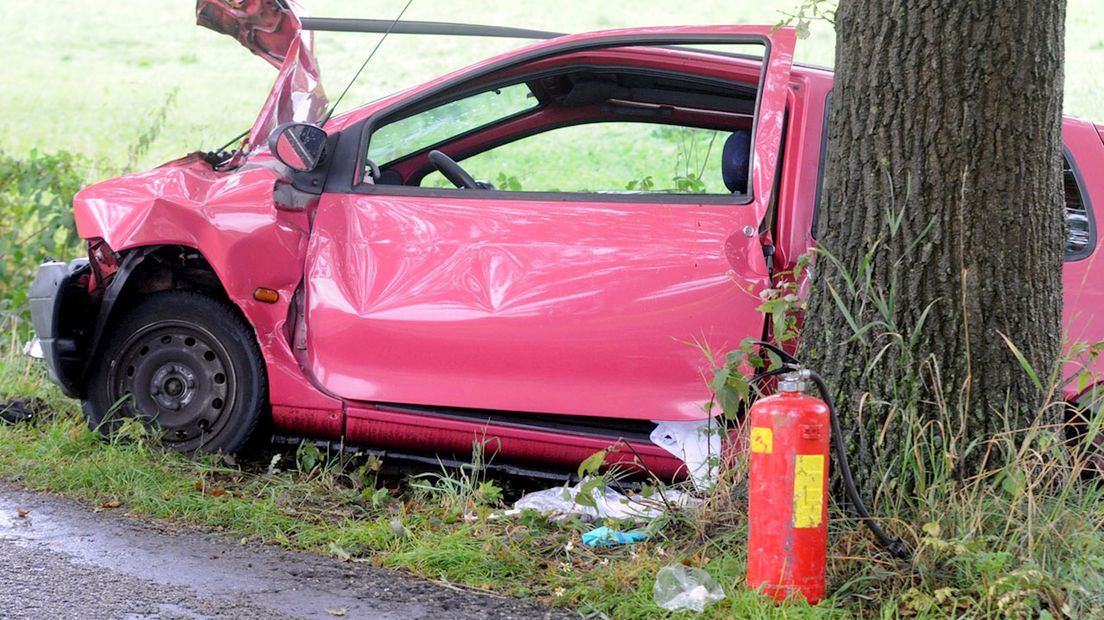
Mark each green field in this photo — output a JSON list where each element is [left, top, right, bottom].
[[1, 1, 1102, 174]]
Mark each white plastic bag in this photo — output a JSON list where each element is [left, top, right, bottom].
[[650, 419, 723, 492], [653, 564, 726, 612], [512, 478, 698, 521]]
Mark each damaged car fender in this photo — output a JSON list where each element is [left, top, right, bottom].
[[69, 155, 340, 415]]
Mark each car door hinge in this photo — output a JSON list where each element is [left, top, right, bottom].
[[762, 243, 776, 277]]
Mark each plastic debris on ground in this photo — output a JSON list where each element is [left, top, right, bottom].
[[653, 564, 726, 612], [581, 526, 649, 547], [649, 418, 723, 492], [23, 338, 44, 359], [0, 401, 34, 424], [507, 418, 721, 522], [511, 477, 699, 522]]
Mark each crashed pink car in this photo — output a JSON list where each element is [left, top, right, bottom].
[[28, 1, 1104, 479]]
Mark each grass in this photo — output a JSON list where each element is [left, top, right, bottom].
[[422, 124, 729, 193], [3, 332, 1103, 618], [0, 348, 832, 619]]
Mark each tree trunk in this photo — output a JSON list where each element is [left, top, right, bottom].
[[799, 0, 1067, 492]]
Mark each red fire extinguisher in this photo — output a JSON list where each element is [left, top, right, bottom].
[[746, 372, 830, 603]]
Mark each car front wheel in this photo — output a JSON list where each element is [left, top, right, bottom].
[[84, 291, 267, 453]]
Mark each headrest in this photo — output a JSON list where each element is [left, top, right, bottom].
[[721, 130, 752, 193]]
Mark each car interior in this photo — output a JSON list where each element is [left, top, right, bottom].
[[361, 47, 764, 197]]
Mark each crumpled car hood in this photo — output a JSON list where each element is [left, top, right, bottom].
[[196, 0, 328, 163]]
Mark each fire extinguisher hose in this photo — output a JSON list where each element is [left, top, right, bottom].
[[806, 369, 912, 560], [748, 342, 911, 560]]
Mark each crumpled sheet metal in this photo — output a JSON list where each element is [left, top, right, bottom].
[[72, 156, 338, 413], [305, 193, 768, 421], [196, 0, 302, 67], [245, 32, 328, 157], [196, 0, 328, 160]]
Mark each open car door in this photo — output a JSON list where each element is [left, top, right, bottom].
[[304, 26, 797, 423]]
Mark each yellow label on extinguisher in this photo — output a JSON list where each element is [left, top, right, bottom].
[[750, 427, 773, 454], [793, 454, 825, 528]]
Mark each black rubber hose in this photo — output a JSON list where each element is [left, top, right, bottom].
[[750, 365, 799, 385], [751, 340, 801, 366], [805, 369, 912, 560]]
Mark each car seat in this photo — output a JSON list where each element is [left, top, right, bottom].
[[721, 129, 752, 194]]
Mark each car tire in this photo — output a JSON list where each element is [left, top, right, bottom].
[[84, 290, 267, 454]]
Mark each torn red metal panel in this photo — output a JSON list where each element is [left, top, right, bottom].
[[196, 0, 301, 67], [196, 0, 327, 161]]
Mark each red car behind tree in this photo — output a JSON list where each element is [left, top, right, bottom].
[[28, 1, 1104, 480]]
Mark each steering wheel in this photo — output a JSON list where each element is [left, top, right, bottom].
[[428, 150, 480, 189]]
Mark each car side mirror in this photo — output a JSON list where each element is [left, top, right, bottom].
[[268, 122, 328, 172]]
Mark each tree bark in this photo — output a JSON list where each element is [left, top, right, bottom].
[[799, 0, 1067, 491]]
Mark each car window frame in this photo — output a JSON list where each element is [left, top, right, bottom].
[[809, 90, 832, 239], [335, 32, 780, 206], [1064, 145, 1097, 262]]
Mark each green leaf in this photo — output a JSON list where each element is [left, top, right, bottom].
[[1077, 370, 1093, 394], [795, 19, 811, 40], [573, 477, 606, 510], [826, 281, 867, 345], [577, 450, 607, 478], [724, 348, 746, 367], [1001, 468, 1026, 497], [716, 384, 746, 418], [922, 521, 942, 539], [709, 368, 730, 393], [996, 331, 1043, 392]]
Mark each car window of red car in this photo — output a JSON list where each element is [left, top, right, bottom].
[[1065, 153, 1095, 260], [367, 83, 538, 166], [420, 123, 732, 194], [359, 38, 776, 201]]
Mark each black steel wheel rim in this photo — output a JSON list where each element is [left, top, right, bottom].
[[108, 320, 237, 447]]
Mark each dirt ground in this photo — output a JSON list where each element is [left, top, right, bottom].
[[0, 487, 570, 620]]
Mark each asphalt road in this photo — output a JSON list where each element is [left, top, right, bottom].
[[0, 487, 570, 620]]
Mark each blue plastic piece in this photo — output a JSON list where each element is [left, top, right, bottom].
[[581, 526, 649, 547]]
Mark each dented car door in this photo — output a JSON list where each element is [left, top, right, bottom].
[[303, 27, 797, 422]]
